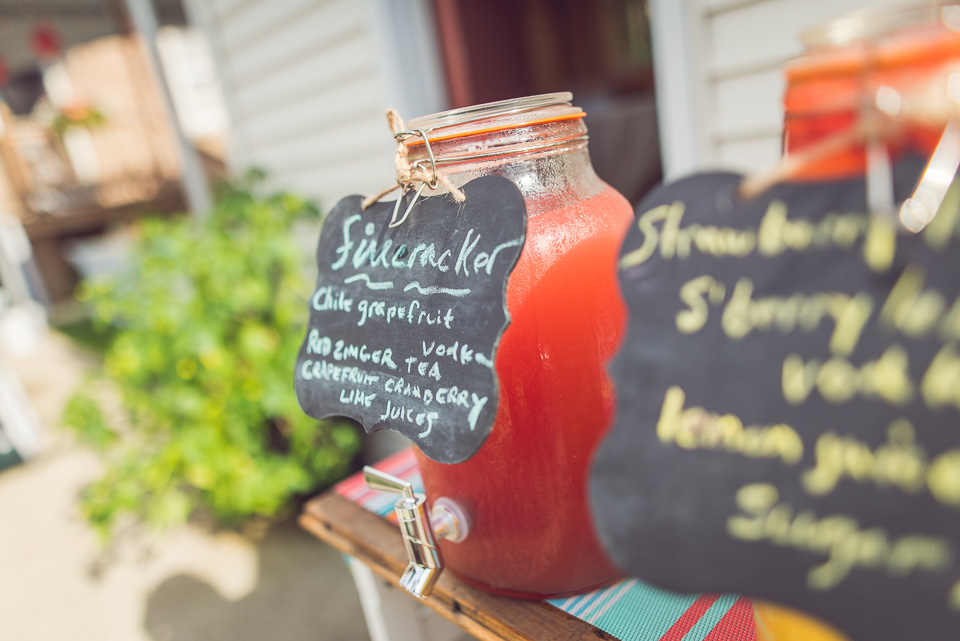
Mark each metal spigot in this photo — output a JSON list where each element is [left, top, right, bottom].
[[362, 466, 469, 599]]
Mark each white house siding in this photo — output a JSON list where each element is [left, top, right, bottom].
[[182, 0, 446, 209], [653, 0, 913, 178]]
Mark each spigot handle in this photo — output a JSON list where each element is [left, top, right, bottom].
[[363, 465, 416, 502], [363, 464, 442, 599]]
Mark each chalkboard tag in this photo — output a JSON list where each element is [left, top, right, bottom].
[[590, 156, 960, 641], [295, 176, 526, 464]]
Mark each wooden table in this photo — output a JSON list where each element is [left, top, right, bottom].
[[300, 492, 616, 641]]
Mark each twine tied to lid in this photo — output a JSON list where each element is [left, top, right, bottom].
[[361, 109, 466, 211]]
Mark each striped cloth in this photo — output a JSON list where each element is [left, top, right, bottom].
[[335, 448, 756, 641]]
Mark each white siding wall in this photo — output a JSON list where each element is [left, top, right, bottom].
[[182, 0, 446, 209], [653, 0, 911, 178]]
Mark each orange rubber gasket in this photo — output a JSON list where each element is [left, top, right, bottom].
[[405, 111, 586, 146]]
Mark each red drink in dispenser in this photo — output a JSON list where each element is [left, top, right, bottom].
[[403, 93, 633, 598]]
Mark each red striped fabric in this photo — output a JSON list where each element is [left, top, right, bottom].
[[661, 594, 723, 641], [702, 597, 757, 641]]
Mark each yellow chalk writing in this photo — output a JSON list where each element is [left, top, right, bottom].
[[727, 484, 952, 591], [757, 201, 870, 257], [951, 580, 960, 611], [676, 275, 723, 334], [796, 420, 960, 509], [780, 346, 913, 407], [863, 216, 897, 273], [802, 420, 926, 496], [879, 265, 946, 339], [938, 298, 960, 343], [927, 451, 960, 508], [623, 195, 960, 273], [721, 278, 873, 355], [921, 343, 960, 411], [924, 177, 960, 251], [657, 386, 803, 465], [675, 274, 874, 354], [621, 203, 670, 268], [620, 202, 757, 269]]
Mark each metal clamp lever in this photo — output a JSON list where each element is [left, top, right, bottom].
[[363, 465, 443, 599]]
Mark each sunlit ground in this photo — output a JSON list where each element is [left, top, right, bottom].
[[0, 331, 369, 641]]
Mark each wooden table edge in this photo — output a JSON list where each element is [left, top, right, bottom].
[[300, 492, 616, 641]]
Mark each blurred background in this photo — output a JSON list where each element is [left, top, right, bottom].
[[0, 0, 907, 640]]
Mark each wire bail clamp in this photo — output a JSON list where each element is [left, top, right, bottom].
[[388, 128, 439, 228]]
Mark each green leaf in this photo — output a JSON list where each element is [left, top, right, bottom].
[[62, 390, 116, 451], [62, 173, 363, 539]]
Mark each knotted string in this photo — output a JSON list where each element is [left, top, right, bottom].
[[361, 109, 466, 210]]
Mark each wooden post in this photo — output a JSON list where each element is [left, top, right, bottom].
[[123, 0, 213, 217]]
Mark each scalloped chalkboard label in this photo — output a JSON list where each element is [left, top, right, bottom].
[[590, 156, 960, 641], [295, 176, 525, 463]]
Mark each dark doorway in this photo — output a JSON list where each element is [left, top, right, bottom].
[[431, 0, 661, 203]]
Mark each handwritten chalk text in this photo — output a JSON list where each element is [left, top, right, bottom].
[[727, 483, 952, 591]]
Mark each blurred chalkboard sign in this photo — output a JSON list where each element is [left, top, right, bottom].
[[295, 176, 525, 463], [591, 156, 960, 641]]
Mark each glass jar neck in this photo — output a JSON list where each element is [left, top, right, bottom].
[[403, 94, 605, 215], [783, 8, 960, 180]]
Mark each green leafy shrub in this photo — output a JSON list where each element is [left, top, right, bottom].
[[63, 172, 361, 538]]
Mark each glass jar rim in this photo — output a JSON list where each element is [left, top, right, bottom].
[[403, 92, 585, 148], [406, 92, 575, 130]]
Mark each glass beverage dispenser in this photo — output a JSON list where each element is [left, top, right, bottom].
[[365, 93, 633, 599]]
